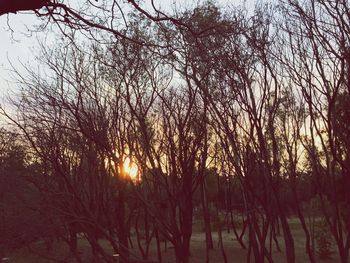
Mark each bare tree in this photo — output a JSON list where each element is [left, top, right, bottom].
[[278, 0, 350, 262]]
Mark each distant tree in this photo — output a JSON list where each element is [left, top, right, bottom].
[[0, 129, 55, 258]]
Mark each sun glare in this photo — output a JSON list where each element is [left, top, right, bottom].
[[122, 157, 139, 180]]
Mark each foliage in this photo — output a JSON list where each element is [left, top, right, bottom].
[[315, 219, 334, 259]]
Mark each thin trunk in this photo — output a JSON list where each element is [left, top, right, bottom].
[[201, 178, 214, 250], [135, 210, 146, 258], [296, 205, 316, 262], [231, 212, 247, 249], [116, 189, 129, 261], [144, 206, 150, 258], [154, 225, 162, 263], [279, 213, 295, 263], [272, 221, 281, 252], [216, 170, 227, 263]]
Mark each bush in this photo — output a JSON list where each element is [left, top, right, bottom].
[[315, 219, 334, 259]]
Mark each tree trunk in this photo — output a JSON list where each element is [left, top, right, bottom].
[[279, 213, 295, 263], [154, 225, 162, 263], [201, 179, 214, 250], [230, 212, 247, 249], [116, 190, 129, 261]]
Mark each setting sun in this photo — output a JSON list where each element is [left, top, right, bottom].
[[122, 157, 139, 180]]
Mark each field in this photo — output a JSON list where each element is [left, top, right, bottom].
[[3, 217, 340, 263]]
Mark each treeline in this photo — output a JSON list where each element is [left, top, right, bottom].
[[0, 1, 350, 263]]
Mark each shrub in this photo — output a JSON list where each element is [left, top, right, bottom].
[[315, 219, 334, 259]]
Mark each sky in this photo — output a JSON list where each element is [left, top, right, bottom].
[[0, 12, 45, 126], [0, 0, 256, 115], [0, 11, 52, 116]]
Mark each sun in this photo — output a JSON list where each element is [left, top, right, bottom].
[[122, 157, 139, 180]]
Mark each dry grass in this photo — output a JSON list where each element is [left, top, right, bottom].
[[5, 218, 340, 262]]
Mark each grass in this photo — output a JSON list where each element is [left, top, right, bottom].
[[3, 217, 340, 262], [6, 242, 70, 263]]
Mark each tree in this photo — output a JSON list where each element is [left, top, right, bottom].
[[0, 0, 47, 16], [279, 0, 350, 261], [0, 129, 59, 259], [3, 1, 350, 262]]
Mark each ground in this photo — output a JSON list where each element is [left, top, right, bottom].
[[4, 218, 340, 262]]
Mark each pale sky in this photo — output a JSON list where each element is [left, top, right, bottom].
[[0, 0, 256, 110], [0, 13, 41, 96]]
